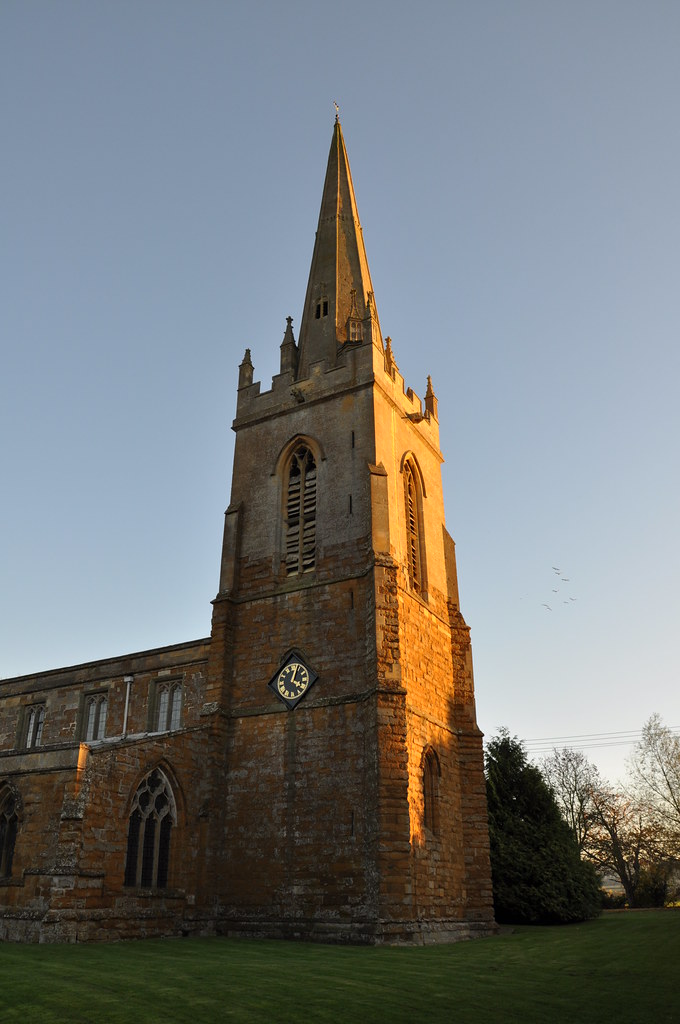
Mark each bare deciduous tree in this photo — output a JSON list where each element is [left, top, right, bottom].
[[541, 747, 601, 851], [585, 786, 662, 905], [541, 725, 679, 906], [627, 714, 680, 857]]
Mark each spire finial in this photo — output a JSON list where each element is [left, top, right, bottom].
[[334, 101, 340, 123]]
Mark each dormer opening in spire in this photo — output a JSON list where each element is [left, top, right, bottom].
[[347, 288, 363, 343]]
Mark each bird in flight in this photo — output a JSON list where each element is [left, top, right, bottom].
[[542, 565, 578, 611]]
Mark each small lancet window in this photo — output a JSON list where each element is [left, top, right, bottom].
[[124, 769, 176, 889], [0, 789, 18, 878], [315, 297, 329, 319], [349, 321, 362, 342], [285, 444, 317, 575], [155, 683, 182, 732], [84, 694, 108, 741], [404, 461, 423, 593], [24, 705, 45, 749], [423, 748, 440, 834]]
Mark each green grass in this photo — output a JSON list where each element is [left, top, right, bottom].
[[0, 911, 677, 1024]]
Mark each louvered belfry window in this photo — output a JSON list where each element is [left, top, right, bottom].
[[285, 445, 317, 575], [404, 462, 421, 592]]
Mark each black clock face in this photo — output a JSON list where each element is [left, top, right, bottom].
[[268, 653, 318, 709], [276, 662, 310, 701]]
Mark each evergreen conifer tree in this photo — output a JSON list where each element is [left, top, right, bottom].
[[486, 732, 601, 924]]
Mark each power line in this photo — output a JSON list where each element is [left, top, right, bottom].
[[524, 730, 643, 744], [527, 740, 640, 754], [519, 726, 679, 756]]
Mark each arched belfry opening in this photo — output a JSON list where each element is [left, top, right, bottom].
[[402, 455, 427, 595]]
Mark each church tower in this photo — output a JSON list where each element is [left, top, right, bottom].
[[206, 117, 495, 942]]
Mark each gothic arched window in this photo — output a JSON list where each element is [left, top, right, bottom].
[[0, 788, 18, 878], [124, 769, 176, 889], [285, 444, 317, 575], [403, 460, 424, 593], [423, 748, 440, 834]]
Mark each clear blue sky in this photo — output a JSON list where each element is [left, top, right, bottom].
[[2, 1, 678, 783]]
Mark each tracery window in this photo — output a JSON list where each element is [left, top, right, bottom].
[[24, 704, 45, 749], [124, 769, 176, 889], [349, 320, 362, 342], [285, 445, 317, 575], [0, 789, 18, 878], [404, 461, 423, 593], [83, 693, 108, 741], [423, 748, 440, 834], [154, 682, 182, 732]]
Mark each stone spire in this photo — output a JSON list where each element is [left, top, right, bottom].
[[296, 117, 382, 379]]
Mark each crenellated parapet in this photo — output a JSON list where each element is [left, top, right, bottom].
[[234, 327, 374, 429], [374, 334, 442, 453], [235, 321, 440, 456]]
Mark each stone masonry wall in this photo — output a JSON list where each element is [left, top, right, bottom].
[[210, 562, 383, 942], [0, 641, 215, 942]]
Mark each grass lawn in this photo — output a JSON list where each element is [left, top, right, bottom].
[[0, 911, 677, 1024]]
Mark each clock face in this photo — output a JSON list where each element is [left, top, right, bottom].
[[276, 662, 310, 701], [268, 652, 318, 709]]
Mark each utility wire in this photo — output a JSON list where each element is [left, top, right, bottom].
[[520, 726, 679, 755]]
